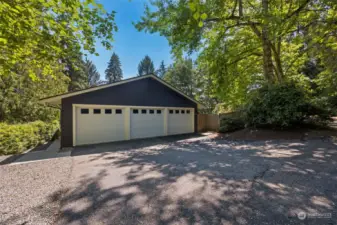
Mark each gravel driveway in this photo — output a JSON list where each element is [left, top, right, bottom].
[[1, 134, 336, 225], [0, 157, 72, 225]]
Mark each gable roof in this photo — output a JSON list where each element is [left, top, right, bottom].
[[40, 74, 204, 108]]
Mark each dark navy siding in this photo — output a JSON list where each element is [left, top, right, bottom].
[[61, 77, 198, 148]]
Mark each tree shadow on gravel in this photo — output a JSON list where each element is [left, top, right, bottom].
[[51, 137, 337, 225]]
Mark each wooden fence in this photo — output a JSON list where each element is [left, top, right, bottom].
[[197, 114, 220, 132], [198, 111, 243, 132]]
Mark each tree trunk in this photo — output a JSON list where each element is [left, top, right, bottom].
[[273, 48, 284, 82], [261, 0, 275, 83]]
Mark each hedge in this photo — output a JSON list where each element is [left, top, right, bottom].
[[0, 120, 59, 155], [219, 117, 245, 133]]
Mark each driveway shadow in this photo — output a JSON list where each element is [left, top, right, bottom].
[[53, 137, 337, 224]]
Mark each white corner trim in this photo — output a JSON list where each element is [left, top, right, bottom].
[[192, 108, 195, 132], [72, 104, 76, 146]]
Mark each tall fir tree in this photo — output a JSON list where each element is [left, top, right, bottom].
[[156, 60, 166, 78], [105, 53, 123, 83], [64, 54, 88, 91], [138, 55, 155, 76], [85, 59, 100, 87]]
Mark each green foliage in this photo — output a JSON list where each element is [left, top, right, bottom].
[[65, 54, 89, 91], [219, 117, 245, 133], [136, 0, 337, 111], [0, 0, 117, 80], [194, 67, 219, 113], [162, 58, 218, 112], [85, 59, 100, 87], [163, 58, 195, 97], [309, 96, 336, 115], [138, 55, 155, 76], [156, 60, 167, 78], [0, 71, 68, 123], [0, 120, 59, 155], [245, 83, 331, 128], [105, 52, 123, 83], [245, 84, 306, 127]]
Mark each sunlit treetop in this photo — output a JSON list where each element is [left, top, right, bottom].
[[0, 0, 117, 80]]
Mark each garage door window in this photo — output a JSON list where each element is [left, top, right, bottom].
[[93, 109, 101, 114], [169, 110, 173, 114], [105, 109, 112, 114], [133, 109, 139, 114], [149, 109, 154, 114], [175, 110, 179, 114], [81, 109, 89, 114], [116, 109, 122, 114], [187, 110, 190, 114], [141, 109, 147, 114], [157, 110, 161, 114], [181, 110, 185, 114]]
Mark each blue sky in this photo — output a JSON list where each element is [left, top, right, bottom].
[[87, 0, 172, 80]]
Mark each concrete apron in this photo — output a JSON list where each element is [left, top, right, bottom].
[[12, 140, 71, 164]]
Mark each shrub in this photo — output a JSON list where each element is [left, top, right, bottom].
[[245, 83, 332, 128], [219, 117, 245, 133], [0, 120, 59, 155], [310, 96, 337, 116]]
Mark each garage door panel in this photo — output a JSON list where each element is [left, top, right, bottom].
[[76, 107, 125, 145], [131, 109, 164, 139], [168, 109, 193, 135]]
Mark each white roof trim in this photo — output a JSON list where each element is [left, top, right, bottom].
[[40, 75, 204, 108]]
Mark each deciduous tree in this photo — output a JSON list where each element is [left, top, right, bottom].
[[163, 59, 195, 97], [0, 68, 68, 122], [0, 0, 117, 80], [136, 0, 337, 108]]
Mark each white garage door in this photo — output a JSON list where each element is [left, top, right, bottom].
[[168, 108, 194, 135], [75, 107, 125, 145], [130, 108, 164, 139], [74, 105, 195, 146]]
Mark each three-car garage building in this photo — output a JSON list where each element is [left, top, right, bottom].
[[40, 75, 202, 148]]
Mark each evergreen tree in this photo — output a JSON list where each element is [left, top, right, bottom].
[[138, 55, 155, 76], [105, 53, 123, 83], [97, 80, 108, 86], [64, 54, 88, 91], [156, 60, 166, 78], [85, 59, 100, 87]]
